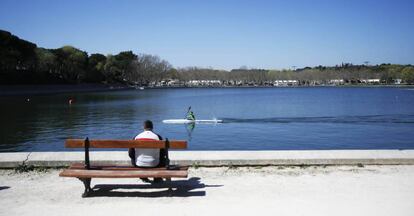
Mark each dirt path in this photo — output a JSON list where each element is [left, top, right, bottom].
[[0, 165, 413, 216]]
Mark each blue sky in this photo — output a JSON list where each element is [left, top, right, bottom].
[[1, 0, 413, 70]]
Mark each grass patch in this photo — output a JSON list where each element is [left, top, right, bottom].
[[192, 162, 200, 169], [228, 163, 237, 170], [14, 163, 34, 173]]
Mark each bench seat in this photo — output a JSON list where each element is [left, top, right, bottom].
[[60, 169, 188, 178], [67, 163, 189, 171], [60, 163, 189, 178]]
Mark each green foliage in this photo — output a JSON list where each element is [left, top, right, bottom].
[[14, 162, 34, 173], [192, 162, 200, 169], [166, 68, 179, 79], [35, 48, 59, 83], [86, 53, 106, 82], [228, 163, 237, 169], [401, 67, 414, 83], [103, 51, 137, 83], [103, 55, 121, 82], [53, 46, 88, 83], [0, 30, 37, 84]]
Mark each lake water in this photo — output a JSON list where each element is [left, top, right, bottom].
[[1, 87, 414, 152]]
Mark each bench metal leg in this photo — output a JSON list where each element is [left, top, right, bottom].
[[166, 177, 173, 196], [78, 178, 92, 198]]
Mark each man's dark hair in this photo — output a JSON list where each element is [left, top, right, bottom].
[[143, 120, 153, 130]]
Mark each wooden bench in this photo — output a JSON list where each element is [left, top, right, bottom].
[[59, 138, 188, 197]]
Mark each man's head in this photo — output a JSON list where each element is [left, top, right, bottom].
[[143, 120, 153, 131]]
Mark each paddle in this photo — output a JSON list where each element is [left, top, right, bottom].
[[185, 106, 191, 119]]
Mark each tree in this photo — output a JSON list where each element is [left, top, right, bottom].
[[86, 53, 106, 83], [131, 54, 172, 85], [0, 30, 37, 84], [53, 46, 88, 83], [103, 51, 137, 83], [35, 48, 58, 83], [402, 67, 414, 84], [165, 68, 179, 80]]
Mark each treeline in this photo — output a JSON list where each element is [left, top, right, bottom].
[[0, 30, 174, 85], [270, 64, 414, 84], [177, 65, 414, 84], [1, 29, 414, 85]]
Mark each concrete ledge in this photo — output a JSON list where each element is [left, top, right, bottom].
[[1, 150, 414, 168]]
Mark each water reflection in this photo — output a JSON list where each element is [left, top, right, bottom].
[[0, 97, 40, 151], [0, 90, 169, 151], [185, 123, 195, 141]]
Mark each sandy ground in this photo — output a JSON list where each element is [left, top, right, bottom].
[[0, 165, 413, 216]]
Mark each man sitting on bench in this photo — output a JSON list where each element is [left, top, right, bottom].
[[128, 120, 165, 183]]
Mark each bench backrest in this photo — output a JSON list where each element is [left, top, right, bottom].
[[65, 139, 187, 149], [65, 138, 187, 169]]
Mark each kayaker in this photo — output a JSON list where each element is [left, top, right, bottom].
[[186, 106, 196, 120]]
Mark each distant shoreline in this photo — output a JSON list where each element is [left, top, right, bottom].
[[1, 84, 412, 97], [0, 84, 134, 97], [152, 84, 413, 88]]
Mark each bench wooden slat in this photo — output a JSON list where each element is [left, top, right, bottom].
[[65, 139, 187, 149], [59, 169, 188, 178], [68, 163, 189, 171]]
